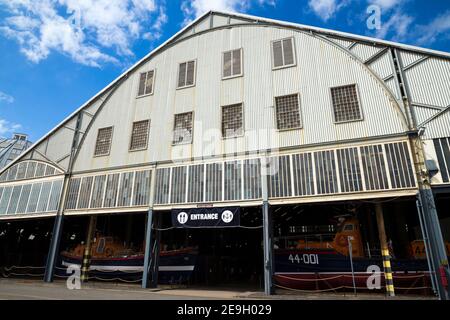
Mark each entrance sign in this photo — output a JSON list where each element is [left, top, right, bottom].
[[172, 207, 240, 228]]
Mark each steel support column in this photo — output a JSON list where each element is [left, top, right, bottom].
[[142, 168, 157, 289], [80, 215, 97, 283], [150, 212, 161, 288], [375, 203, 395, 297], [44, 176, 70, 283], [44, 213, 64, 282], [417, 189, 450, 300], [261, 158, 274, 295], [142, 208, 154, 288]]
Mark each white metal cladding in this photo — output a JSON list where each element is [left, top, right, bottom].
[[416, 108, 450, 140], [142, 140, 416, 209], [350, 43, 384, 62], [399, 51, 426, 68], [368, 52, 394, 80], [402, 55, 450, 108], [71, 25, 408, 172], [0, 177, 63, 218], [433, 137, 450, 184], [0, 160, 63, 183], [65, 168, 152, 212]]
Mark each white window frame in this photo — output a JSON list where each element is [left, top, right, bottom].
[[129, 120, 151, 152], [176, 60, 197, 89], [94, 126, 114, 157], [329, 83, 365, 124], [172, 111, 194, 145], [221, 103, 245, 139], [222, 48, 244, 80], [137, 69, 155, 98], [271, 37, 297, 70], [274, 93, 303, 131]]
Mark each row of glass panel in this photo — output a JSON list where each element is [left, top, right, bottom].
[[65, 170, 151, 210], [154, 141, 416, 204], [62, 141, 416, 211], [0, 161, 61, 183], [0, 179, 63, 215]]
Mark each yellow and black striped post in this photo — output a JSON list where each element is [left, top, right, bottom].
[[80, 216, 97, 283], [375, 203, 395, 297]]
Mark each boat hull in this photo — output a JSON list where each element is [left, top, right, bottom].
[[57, 249, 198, 284], [274, 249, 432, 293]]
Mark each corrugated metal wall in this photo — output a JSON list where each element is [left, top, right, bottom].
[[72, 25, 408, 173]]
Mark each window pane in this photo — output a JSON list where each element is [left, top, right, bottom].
[[331, 85, 362, 122], [138, 73, 146, 96], [186, 61, 196, 86], [314, 150, 338, 194], [275, 94, 301, 130], [133, 170, 151, 206], [178, 62, 187, 88], [90, 175, 106, 208], [77, 176, 93, 209], [224, 161, 241, 201], [337, 148, 363, 193], [173, 112, 193, 145], [171, 166, 187, 204], [130, 120, 150, 151], [118, 172, 134, 207], [222, 104, 243, 138], [244, 159, 262, 200], [292, 153, 314, 196], [272, 40, 283, 68], [145, 70, 154, 95], [232, 49, 241, 75], [94, 127, 113, 156], [223, 51, 232, 78], [103, 173, 120, 208], [187, 164, 204, 203], [205, 163, 223, 202], [65, 178, 81, 210], [155, 168, 170, 204], [360, 145, 389, 190], [283, 38, 294, 65], [17, 184, 32, 213], [268, 155, 292, 198]]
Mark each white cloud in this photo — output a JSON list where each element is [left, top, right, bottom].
[[415, 11, 450, 45], [375, 10, 413, 41], [369, 0, 405, 10], [0, 0, 168, 67], [181, 0, 276, 25], [0, 119, 21, 137], [0, 91, 14, 104], [308, 0, 350, 21]]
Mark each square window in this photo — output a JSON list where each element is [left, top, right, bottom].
[[222, 104, 243, 138], [272, 38, 296, 69], [137, 70, 154, 96], [130, 120, 150, 151], [173, 112, 193, 145], [223, 49, 242, 79], [275, 94, 302, 130], [94, 127, 113, 156], [331, 84, 362, 123], [177, 61, 196, 88]]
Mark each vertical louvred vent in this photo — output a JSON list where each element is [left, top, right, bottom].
[[130, 120, 150, 151], [223, 49, 242, 78], [178, 60, 196, 88], [272, 38, 295, 69], [137, 70, 154, 97], [173, 112, 193, 144], [94, 126, 113, 156]]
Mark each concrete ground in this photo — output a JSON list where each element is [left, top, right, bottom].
[[0, 278, 437, 300]]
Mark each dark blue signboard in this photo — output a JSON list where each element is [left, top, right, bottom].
[[172, 207, 240, 228]]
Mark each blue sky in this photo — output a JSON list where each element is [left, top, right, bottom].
[[0, 0, 449, 143]]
